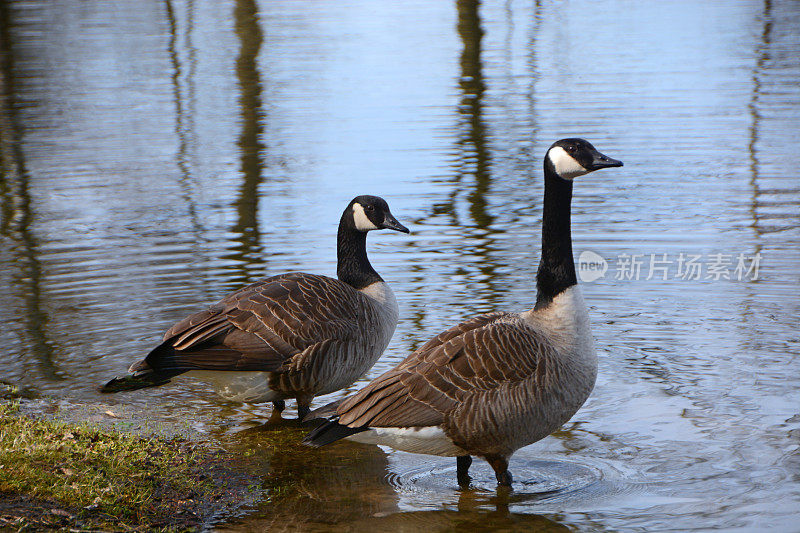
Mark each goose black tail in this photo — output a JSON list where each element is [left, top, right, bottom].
[[100, 362, 180, 393], [100, 340, 190, 393], [303, 419, 368, 447]]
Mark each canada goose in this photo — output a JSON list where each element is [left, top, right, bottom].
[[304, 139, 622, 486], [102, 195, 409, 420]]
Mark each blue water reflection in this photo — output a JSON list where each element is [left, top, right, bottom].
[[0, 0, 798, 530]]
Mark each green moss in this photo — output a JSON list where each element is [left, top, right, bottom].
[[0, 401, 258, 531]]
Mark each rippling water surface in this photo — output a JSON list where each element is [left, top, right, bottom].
[[1, 0, 799, 531]]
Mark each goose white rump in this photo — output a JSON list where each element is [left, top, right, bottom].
[[347, 426, 467, 456]]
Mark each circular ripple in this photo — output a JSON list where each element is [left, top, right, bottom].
[[386, 456, 603, 500]]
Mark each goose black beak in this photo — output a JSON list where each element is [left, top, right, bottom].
[[381, 213, 410, 233], [590, 151, 623, 170]]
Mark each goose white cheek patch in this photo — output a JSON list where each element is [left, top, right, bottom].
[[352, 203, 379, 231], [548, 146, 589, 179]]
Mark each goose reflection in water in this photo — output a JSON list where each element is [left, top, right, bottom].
[[216, 424, 398, 531]]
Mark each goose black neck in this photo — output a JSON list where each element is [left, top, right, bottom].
[[337, 215, 382, 290], [535, 160, 577, 309]]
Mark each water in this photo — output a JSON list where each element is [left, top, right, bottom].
[[1, 0, 799, 530]]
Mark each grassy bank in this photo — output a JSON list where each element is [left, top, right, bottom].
[[0, 399, 259, 531]]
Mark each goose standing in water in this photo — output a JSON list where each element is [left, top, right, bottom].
[[305, 139, 622, 486], [102, 195, 409, 420]]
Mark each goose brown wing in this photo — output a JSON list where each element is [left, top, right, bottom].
[[337, 312, 544, 428], [144, 273, 366, 373]]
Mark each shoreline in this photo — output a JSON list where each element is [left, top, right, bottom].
[[0, 385, 262, 531]]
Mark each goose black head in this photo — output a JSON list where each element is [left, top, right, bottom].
[[348, 195, 410, 234], [546, 138, 623, 180]]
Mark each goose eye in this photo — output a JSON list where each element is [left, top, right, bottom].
[[365, 205, 375, 212], [567, 145, 576, 153]]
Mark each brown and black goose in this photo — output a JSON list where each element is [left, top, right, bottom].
[[102, 195, 409, 420], [304, 139, 622, 486]]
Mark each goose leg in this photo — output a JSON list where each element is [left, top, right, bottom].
[[297, 404, 310, 421], [296, 393, 314, 421], [457, 455, 472, 487], [270, 400, 285, 420], [486, 455, 513, 487]]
